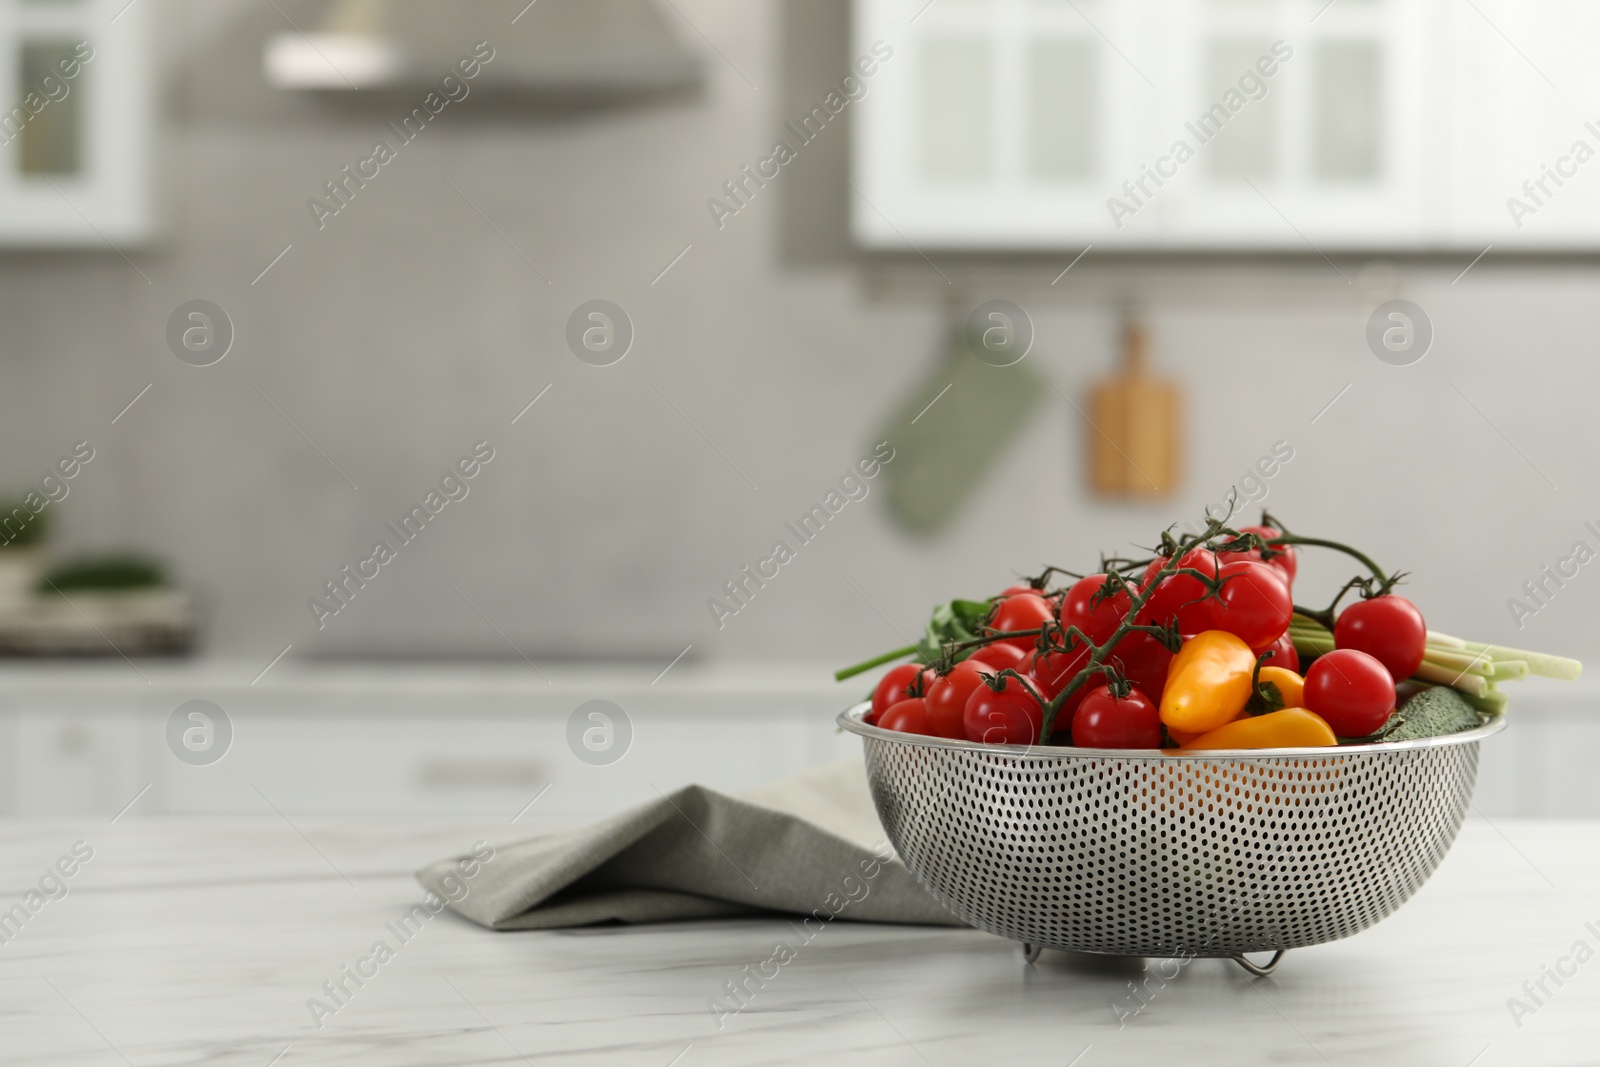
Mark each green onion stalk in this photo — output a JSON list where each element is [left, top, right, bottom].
[[1288, 616, 1576, 716]]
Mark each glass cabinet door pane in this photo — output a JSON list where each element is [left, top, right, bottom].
[[1203, 39, 1278, 179], [17, 40, 85, 176], [1314, 40, 1382, 180], [920, 37, 992, 180], [1028, 39, 1095, 179]]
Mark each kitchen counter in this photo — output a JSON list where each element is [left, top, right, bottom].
[[2, 816, 1596, 1065]]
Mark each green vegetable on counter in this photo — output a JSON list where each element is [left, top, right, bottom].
[[38, 555, 167, 593]]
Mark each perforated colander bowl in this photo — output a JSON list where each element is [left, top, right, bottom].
[[840, 703, 1501, 971]]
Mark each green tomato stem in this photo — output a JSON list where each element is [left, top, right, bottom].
[[1267, 534, 1391, 587], [1039, 519, 1234, 739]]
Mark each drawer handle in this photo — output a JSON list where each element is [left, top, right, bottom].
[[417, 759, 545, 788]]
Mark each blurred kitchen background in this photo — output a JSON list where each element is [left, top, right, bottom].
[[1, 0, 1597, 818]]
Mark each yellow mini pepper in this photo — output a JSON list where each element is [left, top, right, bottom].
[[1257, 666, 1304, 711], [1180, 708, 1338, 750], [1159, 630, 1256, 733]]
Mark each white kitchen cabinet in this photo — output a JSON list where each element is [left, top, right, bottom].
[[156, 705, 830, 818], [1, 702, 152, 816], [854, 0, 1600, 250], [0, 662, 1586, 818], [1483, 697, 1600, 818], [0, 0, 152, 244], [0, 662, 860, 819]]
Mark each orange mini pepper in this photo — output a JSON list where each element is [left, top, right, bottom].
[[1159, 631, 1255, 734], [1168, 718, 1239, 747], [1180, 708, 1338, 750]]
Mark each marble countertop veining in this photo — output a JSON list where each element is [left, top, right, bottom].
[[0, 816, 1596, 1065]]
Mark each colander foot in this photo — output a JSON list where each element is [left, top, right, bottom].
[[1229, 950, 1286, 978], [1022, 943, 1042, 964]]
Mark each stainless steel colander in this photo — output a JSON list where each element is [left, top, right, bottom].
[[840, 703, 1502, 973]]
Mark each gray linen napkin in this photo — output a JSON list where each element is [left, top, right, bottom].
[[416, 758, 962, 930]]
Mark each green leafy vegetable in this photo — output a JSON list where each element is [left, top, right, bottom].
[[916, 599, 994, 664], [1386, 686, 1482, 742]]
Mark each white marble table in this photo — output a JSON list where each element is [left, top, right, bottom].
[[1, 816, 1595, 1065]]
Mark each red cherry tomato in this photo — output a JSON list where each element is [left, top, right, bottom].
[[988, 593, 1055, 650], [1210, 560, 1293, 648], [1138, 548, 1221, 633], [1029, 641, 1089, 699], [1234, 524, 1297, 586], [1059, 574, 1131, 645], [1029, 630, 1174, 733], [1071, 685, 1162, 748], [925, 659, 994, 739], [1028, 641, 1092, 734], [999, 584, 1041, 598], [869, 663, 932, 722], [879, 697, 932, 735], [969, 641, 1029, 671], [1107, 630, 1174, 702], [1303, 649, 1395, 737], [1254, 630, 1300, 674], [964, 673, 1044, 746], [1334, 595, 1427, 683]]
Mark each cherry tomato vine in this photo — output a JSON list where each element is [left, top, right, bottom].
[[837, 494, 1581, 748]]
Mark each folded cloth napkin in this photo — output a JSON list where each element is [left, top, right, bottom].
[[416, 758, 963, 930]]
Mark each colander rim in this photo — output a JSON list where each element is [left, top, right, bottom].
[[837, 701, 1505, 759]]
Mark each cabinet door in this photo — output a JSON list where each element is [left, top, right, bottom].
[[159, 715, 814, 817], [152, 689, 856, 817], [7, 704, 151, 817], [853, 0, 1600, 250], [0, 0, 151, 244]]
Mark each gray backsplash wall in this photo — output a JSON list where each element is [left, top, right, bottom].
[[1, 0, 1596, 672]]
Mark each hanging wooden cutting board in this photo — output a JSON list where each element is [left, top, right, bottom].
[[1088, 322, 1181, 498]]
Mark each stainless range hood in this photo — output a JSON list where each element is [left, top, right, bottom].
[[265, 0, 704, 100]]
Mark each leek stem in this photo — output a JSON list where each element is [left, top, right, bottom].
[[1411, 660, 1489, 697]]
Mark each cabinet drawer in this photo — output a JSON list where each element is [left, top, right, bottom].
[[7, 707, 151, 818], [159, 711, 823, 816]]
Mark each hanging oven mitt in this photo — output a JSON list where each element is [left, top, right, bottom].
[[878, 325, 1047, 536]]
